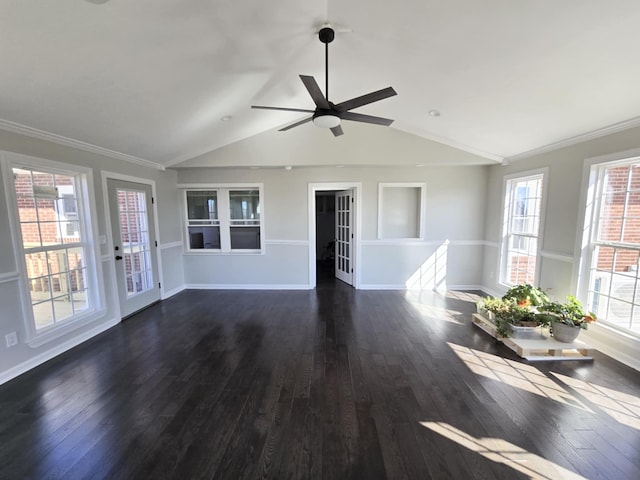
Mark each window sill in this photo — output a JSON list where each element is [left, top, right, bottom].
[[26, 307, 108, 348], [184, 249, 264, 256]]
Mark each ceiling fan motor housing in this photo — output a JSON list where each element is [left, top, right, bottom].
[[318, 27, 335, 44]]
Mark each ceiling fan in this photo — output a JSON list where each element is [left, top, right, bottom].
[[252, 26, 397, 137]]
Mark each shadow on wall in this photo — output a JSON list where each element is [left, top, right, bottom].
[[405, 240, 449, 291]]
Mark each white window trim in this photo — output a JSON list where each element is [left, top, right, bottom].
[[575, 149, 640, 296], [377, 182, 426, 240], [576, 151, 640, 337], [1, 151, 106, 347], [498, 168, 548, 287], [179, 183, 265, 255]]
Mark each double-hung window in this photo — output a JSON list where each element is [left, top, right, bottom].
[[582, 159, 640, 334], [500, 171, 545, 286], [3, 153, 102, 344], [185, 185, 263, 253]]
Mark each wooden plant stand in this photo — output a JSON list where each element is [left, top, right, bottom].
[[471, 313, 595, 362]]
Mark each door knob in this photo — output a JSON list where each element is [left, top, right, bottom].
[[115, 255, 123, 261]]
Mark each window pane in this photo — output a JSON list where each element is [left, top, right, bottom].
[[188, 226, 220, 249], [230, 226, 260, 249], [72, 289, 88, 313], [32, 300, 54, 329], [187, 191, 218, 220], [230, 190, 260, 223]]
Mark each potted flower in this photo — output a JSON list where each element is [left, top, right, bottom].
[[536, 295, 597, 343], [502, 283, 549, 307]]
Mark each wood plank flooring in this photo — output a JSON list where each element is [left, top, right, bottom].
[[1, 278, 640, 479]]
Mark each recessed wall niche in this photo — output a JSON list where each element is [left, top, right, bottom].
[[378, 183, 426, 239]]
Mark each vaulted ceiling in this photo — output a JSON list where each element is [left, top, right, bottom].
[[1, 1, 639, 168]]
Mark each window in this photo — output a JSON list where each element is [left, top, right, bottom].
[[229, 189, 261, 249], [582, 160, 640, 335], [500, 172, 545, 285], [184, 186, 263, 253], [3, 155, 102, 344], [378, 183, 426, 239], [186, 190, 220, 249]]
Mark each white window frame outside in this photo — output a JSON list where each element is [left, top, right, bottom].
[[1, 152, 105, 347], [578, 153, 640, 337], [180, 183, 265, 254], [499, 169, 547, 287], [377, 182, 426, 240]]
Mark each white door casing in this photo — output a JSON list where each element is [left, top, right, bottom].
[[335, 189, 354, 285], [107, 179, 160, 318], [307, 183, 361, 289]]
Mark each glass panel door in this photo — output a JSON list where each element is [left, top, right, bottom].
[[107, 179, 159, 318]]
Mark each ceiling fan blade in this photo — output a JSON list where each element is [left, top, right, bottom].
[[334, 87, 397, 112], [340, 111, 394, 126], [252, 105, 315, 113], [330, 125, 344, 137], [278, 116, 313, 131], [299, 75, 330, 109]]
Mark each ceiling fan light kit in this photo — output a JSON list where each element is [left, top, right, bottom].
[[313, 112, 341, 128], [252, 25, 397, 137]]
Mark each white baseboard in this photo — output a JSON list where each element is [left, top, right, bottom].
[[360, 283, 491, 292], [184, 283, 312, 290], [476, 285, 504, 298], [161, 285, 185, 299], [446, 284, 486, 292], [359, 284, 407, 290], [0, 317, 120, 385], [581, 325, 640, 372]]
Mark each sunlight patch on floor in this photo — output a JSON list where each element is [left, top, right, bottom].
[[404, 293, 465, 325], [552, 371, 640, 430], [448, 343, 592, 411], [419, 421, 587, 480]]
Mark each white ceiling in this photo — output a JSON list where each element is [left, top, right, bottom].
[[1, 0, 640, 168]]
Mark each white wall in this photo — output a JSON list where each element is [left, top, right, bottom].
[[0, 129, 183, 384], [482, 125, 640, 370], [177, 165, 489, 290]]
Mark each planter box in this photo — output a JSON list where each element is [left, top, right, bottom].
[[476, 306, 495, 321], [506, 323, 547, 340]]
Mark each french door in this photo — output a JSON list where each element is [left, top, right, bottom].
[[107, 179, 159, 318], [335, 189, 353, 285]]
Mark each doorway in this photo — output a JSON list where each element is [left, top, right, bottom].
[[308, 183, 361, 289], [106, 178, 160, 318]]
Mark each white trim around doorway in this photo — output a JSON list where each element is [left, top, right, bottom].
[[100, 171, 163, 317], [308, 182, 362, 289]]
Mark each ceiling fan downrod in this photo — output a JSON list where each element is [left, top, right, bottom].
[[318, 26, 335, 102]]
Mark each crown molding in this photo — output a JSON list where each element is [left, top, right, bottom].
[[391, 121, 504, 163], [506, 116, 640, 163], [0, 119, 165, 171]]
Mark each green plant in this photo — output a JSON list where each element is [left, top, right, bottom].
[[502, 283, 549, 307], [477, 292, 553, 337], [536, 295, 597, 330], [493, 303, 540, 337], [477, 296, 509, 315]]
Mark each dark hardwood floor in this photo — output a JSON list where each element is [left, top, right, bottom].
[[2, 273, 640, 479]]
